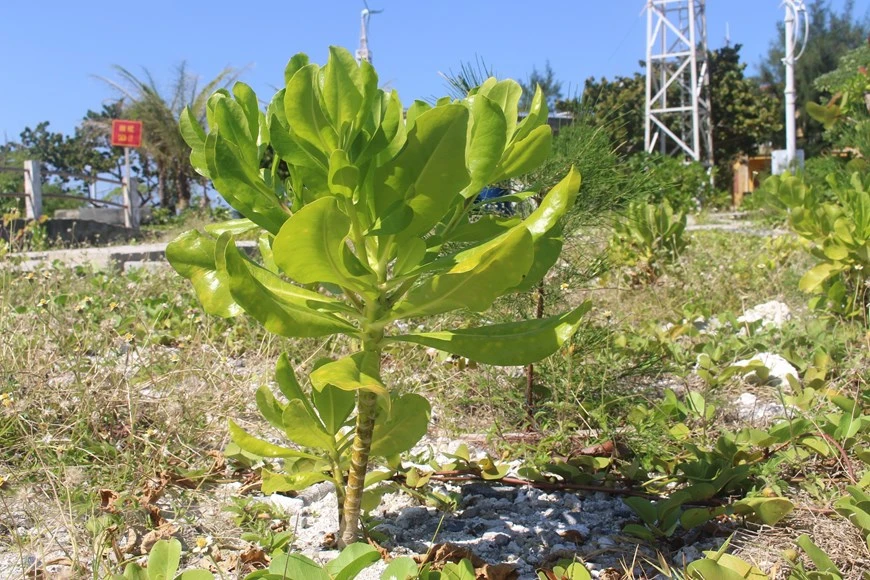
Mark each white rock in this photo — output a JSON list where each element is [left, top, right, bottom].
[[263, 493, 304, 514], [733, 352, 799, 386], [738, 300, 791, 328]]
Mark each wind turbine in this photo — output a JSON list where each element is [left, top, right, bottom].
[[355, 1, 383, 64]]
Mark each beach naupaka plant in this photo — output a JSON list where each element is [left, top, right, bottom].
[[167, 46, 588, 546]]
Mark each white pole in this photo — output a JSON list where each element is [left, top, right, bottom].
[[122, 147, 139, 229], [784, 2, 797, 168], [23, 160, 42, 220]]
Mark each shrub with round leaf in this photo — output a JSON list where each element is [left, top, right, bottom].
[[168, 46, 586, 546]]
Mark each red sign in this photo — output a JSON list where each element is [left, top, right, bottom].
[[111, 120, 143, 148]]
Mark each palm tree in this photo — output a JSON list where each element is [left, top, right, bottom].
[[97, 63, 241, 210]]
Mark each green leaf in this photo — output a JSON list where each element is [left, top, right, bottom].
[[311, 385, 355, 435], [255, 385, 286, 432], [218, 234, 357, 338], [177, 571, 215, 580], [321, 47, 365, 139], [328, 149, 359, 198], [325, 543, 381, 580], [310, 352, 389, 397], [682, 506, 726, 530], [390, 301, 591, 366], [282, 400, 335, 450], [228, 419, 320, 460], [463, 94, 508, 197], [375, 104, 470, 240], [179, 107, 208, 178], [273, 196, 375, 293], [146, 539, 180, 580], [284, 64, 338, 153], [441, 559, 476, 580], [370, 394, 431, 457], [477, 78, 522, 143], [800, 262, 838, 293], [207, 133, 289, 234], [269, 553, 331, 580], [622, 523, 655, 541], [380, 556, 419, 580], [686, 558, 759, 580], [623, 496, 658, 526], [166, 230, 240, 318], [204, 218, 259, 236], [261, 468, 333, 494], [392, 225, 534, 318], [797, 534, 840, 573], [284, 53, 311, 85], [121, 563, 148, 580], [491, 124, 552, 182]]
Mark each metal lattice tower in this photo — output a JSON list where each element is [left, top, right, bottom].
[[644, 0, 713, 165]]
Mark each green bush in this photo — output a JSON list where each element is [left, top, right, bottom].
[[625, 153, 713, 213], [759, 170, 870, 320], [608, 199, 689, 285]]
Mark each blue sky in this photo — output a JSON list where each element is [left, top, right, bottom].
[[2, 0, 868, 141]]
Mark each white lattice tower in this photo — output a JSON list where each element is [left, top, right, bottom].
[[644, 0, 713, 165]]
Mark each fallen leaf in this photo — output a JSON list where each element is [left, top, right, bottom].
[[99, 489, 120, 513], [140, 523, 177, 554]]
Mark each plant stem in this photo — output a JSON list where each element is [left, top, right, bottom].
[[339, 389, 379, 547]]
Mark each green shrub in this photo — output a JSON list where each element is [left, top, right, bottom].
[[608, 200, 689, 285], [625, 153, 713, 213], [760, 170, 870, 320]]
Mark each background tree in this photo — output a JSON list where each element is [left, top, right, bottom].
[[758, 0, 870, 155], [567, 73, 647, 156], [709, 44, 782, 180], [98, 63, 240, 211]]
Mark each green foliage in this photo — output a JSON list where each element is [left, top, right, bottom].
[[624, 153, 712, 213], [758, 0, 870, 155], [708, 44, 782, 182], [609, 200, 689, 285], [168, 46, 584, 544], [760, 171, 870, 320], [112, 539, 213, 580], [569, 73, 646, 156]]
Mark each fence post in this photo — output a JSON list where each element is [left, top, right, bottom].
[[24, 160, 42, 220], [124, 177, 139, 229]]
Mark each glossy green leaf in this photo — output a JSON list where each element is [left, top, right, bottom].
[[311, 383, 355, 436], [207, 132, 289, 234], [177, 571, 214, 580], [228, 419, 320, 460], [326, 543, 381, 580], [273, 196, 375, 293], [392, 225, 534, 318], [179, 107, 209, 177], [800, 262, 838, 292], [394, 237, 427, 275], [204, 218, 258, 236], [284, 63, 338, 153], [477, 78, 522, 143], [282, 399, 334, 450], [513, 84, 547, 142], [734, 497, 795, 525], [491, 124, 552, 182], [255, 385, 286, 432], [321, 47, 365, 139], [686, 558, 762, 580], [441, 559, 476, 580], [390, 301, 591, 365], [284, 53, 311, 85], [213, 95, 257, 169], [269, 553, 330, 580], [370, 394, 431, 457], [146, 539, 180, 580], [218, 234, 357, 337], [463, 94, 507, 197], [375, 104, 470, 239], [310, 352, 388, 397], [166, 230, 240, 318], [121, 563, 147, 580], [231, 82, 260, 148], [328, 149, 359, 198], [261, 468, 332, 494], [380, 556, 419, 580]]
